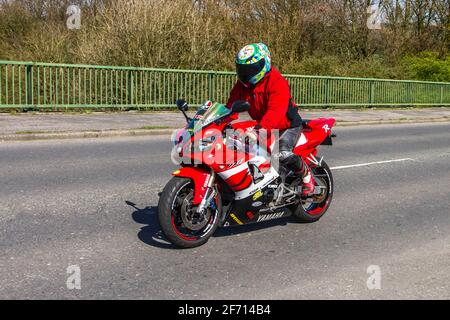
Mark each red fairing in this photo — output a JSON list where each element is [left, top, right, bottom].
[[173, 167, 211, 205], [310, 118, 336, 130], [294, 118, 336, 160], [225, 170, 253, 191], [231, 120, 257, 131]]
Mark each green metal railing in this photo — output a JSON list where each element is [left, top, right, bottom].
[[1, 60, 450, 110]]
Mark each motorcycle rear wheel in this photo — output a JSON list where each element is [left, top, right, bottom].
[[291, 160, 334, 223], [158, 177, 221, 248]]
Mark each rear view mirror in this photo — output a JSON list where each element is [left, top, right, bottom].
[[176, 99, 189, 112], [176, 99, 191, 123], [231, 100, 250, 113]]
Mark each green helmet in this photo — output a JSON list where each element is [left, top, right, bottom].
[[235, 43, 272, 86]]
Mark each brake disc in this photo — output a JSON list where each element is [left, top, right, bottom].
[[180, 193, 211, 231]]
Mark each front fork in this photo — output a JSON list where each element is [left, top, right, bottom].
[[196, 171, 216, 214]]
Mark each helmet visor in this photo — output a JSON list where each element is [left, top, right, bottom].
[[236, 59, 266, 84]]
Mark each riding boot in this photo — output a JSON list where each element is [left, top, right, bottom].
[[301, 162, 315, 196]]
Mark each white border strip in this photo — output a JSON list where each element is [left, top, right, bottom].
[[331, 158, 414, 170]]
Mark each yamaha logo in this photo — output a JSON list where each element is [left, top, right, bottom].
[[257, 211, 285, 222]]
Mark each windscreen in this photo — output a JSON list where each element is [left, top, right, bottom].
[[188, 102, 231, 133]]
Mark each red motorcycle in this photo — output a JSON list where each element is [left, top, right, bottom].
[[158, 100, 336, 248]]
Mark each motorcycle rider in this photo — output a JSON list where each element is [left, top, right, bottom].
[[226, 43, 315, 196]]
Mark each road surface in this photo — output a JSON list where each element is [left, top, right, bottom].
[[0, 122, 449, 299]]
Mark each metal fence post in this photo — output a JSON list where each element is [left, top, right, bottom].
[[208, 72, 215, 101], [26, 63, 33, 106], [369, 80, 375, 106], [128, 71, 134, 106], [407, 82, 412, 105], [325, 78, 330, 107]]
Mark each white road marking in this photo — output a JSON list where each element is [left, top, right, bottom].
[[331, 158, 414, 170]]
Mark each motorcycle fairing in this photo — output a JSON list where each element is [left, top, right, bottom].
[[215, 155, 278, 200], [173, 167, 211, 205], [223, 186, 293, 227], [294, 118, 336, 159]]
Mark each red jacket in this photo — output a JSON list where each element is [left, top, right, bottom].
[[226, 67, 299, 130]]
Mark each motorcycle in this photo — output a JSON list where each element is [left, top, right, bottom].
[[157, 99, 336, 248]]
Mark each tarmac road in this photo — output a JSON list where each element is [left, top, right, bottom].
[[0, 122, 449, 299]]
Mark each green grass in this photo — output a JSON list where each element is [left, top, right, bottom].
[[138, 125, 171, 130], [15, 130, 50, 135], [14, 126, 171, 135]]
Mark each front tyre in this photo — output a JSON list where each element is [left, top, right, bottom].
[[158, 177, 221, 248], [291, 160, 334, 223]]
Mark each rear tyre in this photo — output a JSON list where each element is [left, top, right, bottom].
[[158, 177, 221, 248], [291, 160, 334, 223]]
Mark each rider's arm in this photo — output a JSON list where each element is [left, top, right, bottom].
[[259, 77, 291, 130]]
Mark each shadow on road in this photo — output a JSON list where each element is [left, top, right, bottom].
[[126, 201, 177, 250], [213, 218, 289, 237], [128, 200, 296, 249]]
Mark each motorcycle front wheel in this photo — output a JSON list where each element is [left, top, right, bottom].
[[157, 177, 221, 248]]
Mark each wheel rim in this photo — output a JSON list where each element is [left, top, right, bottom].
[[171, 182, 219, 241], [301, 165, 332, 216]]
